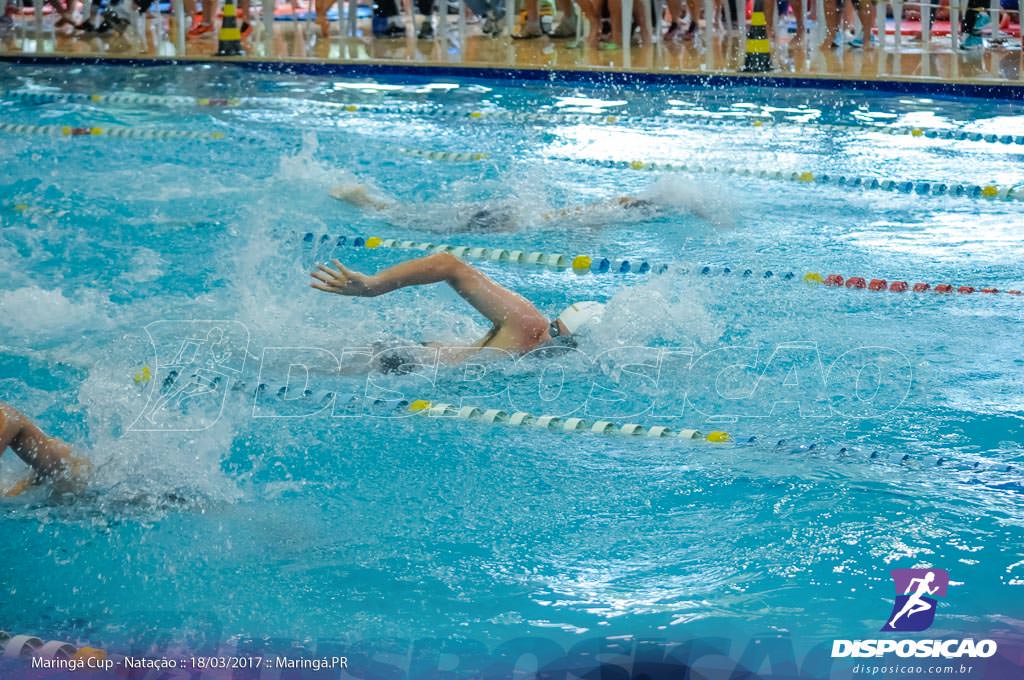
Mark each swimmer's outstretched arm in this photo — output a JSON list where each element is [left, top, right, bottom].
[[310, 254, 549, 350], [329, 182, 395, 212], [0, 403, 90, 496], [539, 195, 652, 222]]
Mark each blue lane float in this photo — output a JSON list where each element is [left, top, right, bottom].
[[8, 89, 1024, 150], [154, 371, 1017, 477], [293, 232, 1022, 304], [557, 157, 1021, 202], [295, 231, 666, 277]]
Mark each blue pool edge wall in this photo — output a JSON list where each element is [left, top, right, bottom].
[[2, 54, 1023, 101]]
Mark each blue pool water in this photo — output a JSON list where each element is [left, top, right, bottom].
[[1, 64, 1023, 654]]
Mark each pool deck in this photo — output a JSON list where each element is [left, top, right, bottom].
[[2, 12, 1023, 98]]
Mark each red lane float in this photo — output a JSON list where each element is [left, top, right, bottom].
[[813, 274, 1020, 300]]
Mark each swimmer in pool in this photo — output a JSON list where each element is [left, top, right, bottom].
[[330, 180, 657, 234], [310, 252, 604, 367], [0, 402, 92, 497]]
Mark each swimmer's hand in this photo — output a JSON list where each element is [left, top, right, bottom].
[[329, 183, 391, 211], [310, 260, 376, 297], [2, 475, 34, 497], [49, 456, 92, 496]]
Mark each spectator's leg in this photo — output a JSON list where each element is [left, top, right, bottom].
[[685, 0, 699, 35], [963, 0, 987, 31], [315, 0, 330, 34], [512, 0, 544, 35], [790, 0, 805, 42], [633, 0, 651, 40], [551, 0, 576, 33], [663, 0, 682, 36], [856, 0, 876, 43], [608, 0, 623, 42], [239, 0, 251, 33], [819, 0, 836, 45]]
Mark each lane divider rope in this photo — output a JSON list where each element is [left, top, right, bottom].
[[405, 398, 730, 442], [557, 157, 1022, 201], [299, 231, 664, 275], [3, 89, 240, 107], [145, 372, 1018, 476], [8, 89, 1024, 147], [298, 233, 1022, 301], [802, 271, 1023, 298], [399, 147, 489, 162], [0, 122, 225, 140], [0, 630, 108, 664], [3, 202, 69, 218]]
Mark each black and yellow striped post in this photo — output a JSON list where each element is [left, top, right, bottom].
[[215, 0, 243, 56], [742, 0, 772, 72]]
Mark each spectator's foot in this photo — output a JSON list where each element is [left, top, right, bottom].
[[417, 19, 434, 39], [75, 19, 98, 32], [481, 16, 504, 36], [382, 21, 406, 37], [186, 21, 213, 38], [0, 14, 12, 36], [598, 40, 619, 50], [662, 20, 682, 41], [317, 18, 329, 37], [241, 20, 253, 38], [789, 32, 805, 49], [683, 20, 698, 40], [960, 33, 983, 49], [96, 12, 129, 34], [848, 32, 876, 48], [548, 16, 576, 38], [974, 12, 991, 30], [512, 20, 542, 39]]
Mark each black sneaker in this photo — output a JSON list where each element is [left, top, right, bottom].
[[417, 19, 434, 39], [97, 10, 129, 34]]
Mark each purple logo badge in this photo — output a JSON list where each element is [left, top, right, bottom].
[[881, 568, 950, 632]]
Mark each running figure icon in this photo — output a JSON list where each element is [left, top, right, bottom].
[[881, 568, 949, 632]]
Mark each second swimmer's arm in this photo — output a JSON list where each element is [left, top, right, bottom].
[[329, 183, 394, 211], [0, 402, 87, 494], [310, 254, 549, 334]]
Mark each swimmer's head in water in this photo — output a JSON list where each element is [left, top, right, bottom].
[[551, 301, 605, 340], [463, 207, 517, 232], [616, 196, 655, 210]]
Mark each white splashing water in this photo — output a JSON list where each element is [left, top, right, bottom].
[[583, 268, 723, 351], [0, 286, 113, 338], [637, 174, 741, 230]]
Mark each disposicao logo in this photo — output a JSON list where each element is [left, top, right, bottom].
[[882, 567, 949, 632], [831, 567, 998, 659]]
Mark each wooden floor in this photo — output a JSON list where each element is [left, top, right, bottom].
[[2, 10, 1023, 88]]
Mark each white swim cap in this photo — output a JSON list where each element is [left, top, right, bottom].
[[557, 301, 605, 335]]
